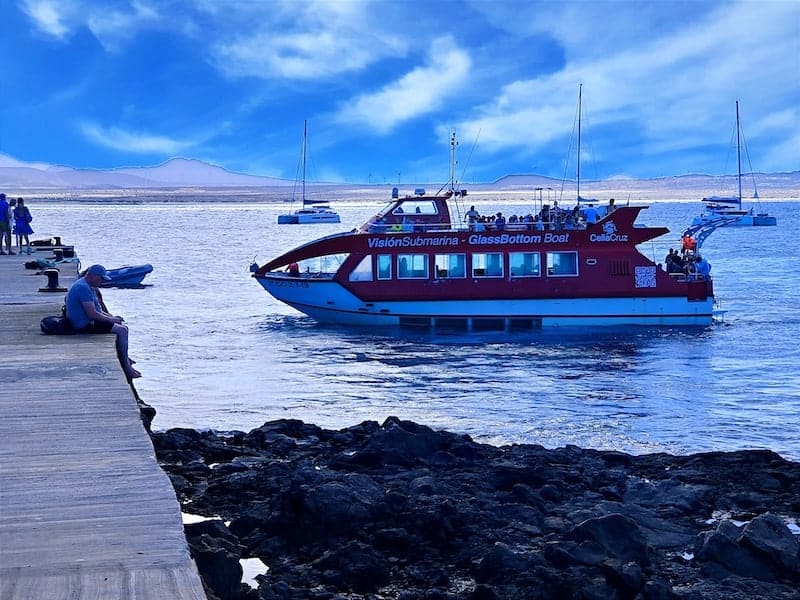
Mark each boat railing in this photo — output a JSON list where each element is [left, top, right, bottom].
[[667, 271, 712, 282], [365, 220, 600, 234], [265, 270, 336, 280]]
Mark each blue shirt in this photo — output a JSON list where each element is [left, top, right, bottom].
[[65, 278, 102, 329]]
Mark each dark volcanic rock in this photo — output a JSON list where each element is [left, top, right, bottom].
[[185, 519, 244, 600], [151, 418, 800, 600]]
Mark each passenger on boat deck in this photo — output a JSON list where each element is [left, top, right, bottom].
[[684, 256, 698, 277], [65, 264, 141, 380], [494, 212, 506, 231], [464, 206, 480, 227], [584, 204, 599, 225], [607, 198, 616, 213], [523, 214, 534, 230], [539, 205, 551, 225], [665, 248, 676, 268], [535, 215, 544, 231], [695, 255, 711, 279], [665, 249, 683, 274]]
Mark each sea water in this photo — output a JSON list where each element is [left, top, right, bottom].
[[28, 198, 800, 459]]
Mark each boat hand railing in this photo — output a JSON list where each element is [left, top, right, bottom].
[[681, 216, 740, 251]]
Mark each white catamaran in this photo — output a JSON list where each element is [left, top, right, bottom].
[[693, 101, 777, 227], [277, 120, 341, 225]]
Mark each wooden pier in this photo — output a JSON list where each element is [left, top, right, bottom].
[[0, 252, 206, 599]]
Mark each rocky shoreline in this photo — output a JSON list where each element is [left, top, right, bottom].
[[152, 417, 800, 600]]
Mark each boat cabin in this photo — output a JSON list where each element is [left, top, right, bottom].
[[360, 192, 455, 234]]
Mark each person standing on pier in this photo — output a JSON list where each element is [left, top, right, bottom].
[[12, 198, 34, 254], [0, 193, 13, 255], [66, 264, 141, 379]]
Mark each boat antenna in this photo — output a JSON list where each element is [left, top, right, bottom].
[[435, 130, 459, 197], [449, 130, 458, 194], [459, 128, 481, 187]]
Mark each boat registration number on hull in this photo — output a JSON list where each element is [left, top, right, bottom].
[[267, 280, 310, 289]]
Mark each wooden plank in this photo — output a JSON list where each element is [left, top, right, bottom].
[[0, 253, 206, 600]]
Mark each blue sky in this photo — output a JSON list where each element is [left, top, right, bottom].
[[1, 0, 798, 184]]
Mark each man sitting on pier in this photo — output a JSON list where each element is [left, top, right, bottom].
[[66, 264, 141, 379]]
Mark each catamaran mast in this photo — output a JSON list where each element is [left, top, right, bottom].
[[577, 84, 582, 203], [735, 101, 742, 210], [302, 119, 307, 204]]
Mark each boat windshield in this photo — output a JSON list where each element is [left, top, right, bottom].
[[295, 253, 349, 275], [392, 200, 439, 216]]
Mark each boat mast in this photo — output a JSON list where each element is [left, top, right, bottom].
[[302, 119, 307, 204], [735, 101, 742, 209], [577, 84, 582, 204], [449, 130, 458, 193]]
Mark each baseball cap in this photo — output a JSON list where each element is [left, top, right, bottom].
[[86, 264, 112, 282]]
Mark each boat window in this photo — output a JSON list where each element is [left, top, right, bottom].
[[377, 255, 392, 280], [393, 201, 438, 216], [297, 253, 349, 275], [546, 251, 579, 276], [509, 252, 541, 277], [472, 252, 503, 278], [434, 254, 466, 279], [398, 254, 429, 279], [349, 255, 373, 282]]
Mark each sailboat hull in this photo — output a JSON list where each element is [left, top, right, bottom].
[[753, 214, 777, 226], [278, 208, 341, 224], [692, 210, 777, 227], [276, 120, 341, 225]]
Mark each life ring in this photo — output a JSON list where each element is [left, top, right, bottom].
[[682, 236, 696, 251]]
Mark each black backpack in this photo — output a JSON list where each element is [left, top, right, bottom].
[[40, 307, 73, 335]]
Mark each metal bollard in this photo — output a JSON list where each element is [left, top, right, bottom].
[[39, 268, 67, 292]]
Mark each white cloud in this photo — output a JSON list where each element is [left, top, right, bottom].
[[0, 152, 53, 170], [85, 1, 159, 50], [21, 0, 71, 38], [212, 29, 399, 80], [80, 122, 194, 154], [450, 1, 800, 168], [21, 0, 161, 49], [208, 1, 408, 80], [334, 37, 471, 134]]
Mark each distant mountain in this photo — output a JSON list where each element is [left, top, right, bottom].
[[0, 154, 291, 189], [490, 171, 800, 199], [0, 153, 798, 197], [114, 158, 290, 187]]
